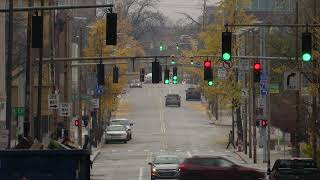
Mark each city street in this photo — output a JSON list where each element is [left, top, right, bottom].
[[91, 84, 245, 180]]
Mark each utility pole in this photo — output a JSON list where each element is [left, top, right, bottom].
[[78, 27, 83, 146], [202, 0, 206, 30], [24, 0, 33, 138], [311, 0, 318, 163], [294, 0, 300, 158], [64, 14, 70, 138], [35, 0, 45, 142], [252, 28, 257, 164], [6, 0, 13, 148], [49, 0, 57, 136]]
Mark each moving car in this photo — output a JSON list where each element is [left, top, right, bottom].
[[185, 87, 201, 101], [268, 158, 320, 180], [104, 125, 128, 144], [129, 80, 142, 88], [165, 94, 181, 107], [110, 118, 133, 140], [148, 155, 181, 180], [178, 156, 266, 180]]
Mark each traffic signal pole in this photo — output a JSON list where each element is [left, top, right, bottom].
[[6, 0, 13, 148]]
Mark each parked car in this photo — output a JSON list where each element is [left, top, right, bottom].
[[185, 88, 201, 101], [110, 118, 133, 140], [165, 94, 181, 107], [129, 80, 142, 88], [178, 156, 266, 180], [104, 125, 128, 144], [268, 158, 320, 180], [148, 155, 181, 180]]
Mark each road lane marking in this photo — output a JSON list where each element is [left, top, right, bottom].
[[176, 149, 182, 152], [144, 149, 150, 152], [187, 151, 192, 157], [139, 167, 144, 180], [111, 150, 117, 152], [160, 149, 165, 152], [128, 150, 133, 152]]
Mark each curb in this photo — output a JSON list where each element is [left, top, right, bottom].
[[91, 150, 101, 162], [234, 151, 249, 164]]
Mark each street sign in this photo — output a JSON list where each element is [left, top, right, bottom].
[[48, 94, 59, 110], [258, 97, 265, 108], [222, 61, 233, 69], [241, 89, 249, 97], [59, 103, 72, 117], [260, 82, 268, 96], [91, 98, 99, 109], [12, 107, 24, 117], [217, 68, 227, 80], [270, 84, 280, 94], [260, 71, 268, 81], [95, 85, 104, 96], [284, 71, 300, 90], [239, 60, 249, 71]]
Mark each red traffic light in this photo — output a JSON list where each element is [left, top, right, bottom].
[[261, 120, 268, 127], [204, 60, 212, 68], [254, 63, 261, 72], [75, 120, 80, 126]]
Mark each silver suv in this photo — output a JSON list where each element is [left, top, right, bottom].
[[110, 118, 133, 140]]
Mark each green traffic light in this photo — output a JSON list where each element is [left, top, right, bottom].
[[222, 53, 231, 61], [208, 81, 214, 86], [302, 53, 312, 62], [171, 61, 176, 65], [173, 80, 177, 84], [173, 76, 177, 80], [160, 46, 164, 52], [165, 79, 170, 84], [191, 61, 194, 65]]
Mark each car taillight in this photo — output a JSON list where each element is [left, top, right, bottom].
[[178, 164, 186, 171]]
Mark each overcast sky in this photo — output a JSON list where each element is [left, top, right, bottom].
[[157, 0, 219, 23]]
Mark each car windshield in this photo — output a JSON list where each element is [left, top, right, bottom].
[[154, 156, 180, 164], [278, 160, 317, 169], [107, 126, 126, 131], [111, 120, 130, 126]]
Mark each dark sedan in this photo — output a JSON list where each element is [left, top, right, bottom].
[[178, 156, 266, 180], [149, 155, 181, 180], [185, 88, 201, 101], [165, 94, 181, 107]]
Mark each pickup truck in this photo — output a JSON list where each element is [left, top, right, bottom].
[[268, 158, 320, 180]]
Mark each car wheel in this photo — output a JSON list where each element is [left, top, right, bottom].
[[105, 140, 108, 144], [151, 176, 155, 180], [124, 140, 127, 144], [185, 175, 202, 180]]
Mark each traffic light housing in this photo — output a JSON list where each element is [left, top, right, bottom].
[[190, 59, 194, 65], [253, 62, 261, 83], [261, 120, 268, 127], [256, 120, 260, 127], [75, 119, 80, 126], [160, 42, 164, 52], [222, 32, 232, 61], [140, 68, 145, 82], [97, 63, 105, 85], [176, 43, 179, 50], [159, 65, 162, 82], [164, 69, 170, 84], [152, 62, 160, 83], [204, 60, 213, 81], [106, 13, 117, 45], [113, 66, 119, 83], [173, 67, 178, 84], [32, 15, 43, 48], [302, 32, 312, 62]]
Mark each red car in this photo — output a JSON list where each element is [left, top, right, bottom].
[[178, 156, 266, 180]]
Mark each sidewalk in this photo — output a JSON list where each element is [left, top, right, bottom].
[[234, 146, 292, 171], [90, 141, 103, 162]]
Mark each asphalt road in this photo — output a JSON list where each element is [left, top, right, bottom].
[[91, 84, 244, 180]]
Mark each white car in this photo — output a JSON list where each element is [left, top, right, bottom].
[[104, 125, 128, 144], [110, 118, 133, 140]]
